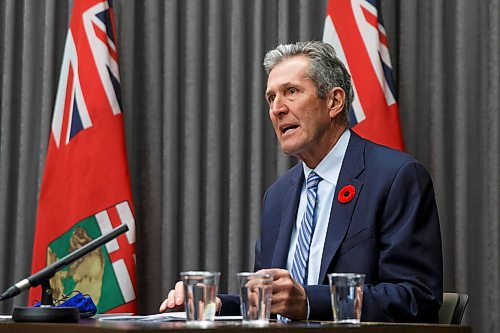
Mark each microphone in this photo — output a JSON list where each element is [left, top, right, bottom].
[[0, 223, 129, 302]]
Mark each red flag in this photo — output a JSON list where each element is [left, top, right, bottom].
[[29, 0, 137, 313], [323, 0, 404, 150]]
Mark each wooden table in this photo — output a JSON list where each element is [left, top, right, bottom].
[[0, 317, 471, 333]]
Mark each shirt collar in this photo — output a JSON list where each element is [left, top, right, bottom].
[[303, 129, 351, 186]]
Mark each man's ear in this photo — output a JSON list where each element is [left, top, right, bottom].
[[327, 87, 346, 118]]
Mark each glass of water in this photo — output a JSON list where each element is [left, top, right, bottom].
[[237, 272, 274, 326], [180, 271, 220, 326], [328, 273, 365, 324]]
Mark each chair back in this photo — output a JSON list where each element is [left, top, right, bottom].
[[438, 292, 469, 324]]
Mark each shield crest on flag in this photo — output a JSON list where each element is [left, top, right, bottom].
[[46, 201, 135, 312]]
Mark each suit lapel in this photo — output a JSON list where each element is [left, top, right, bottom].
[[271, 164, 304, 268], [319, 132, 366, 282]]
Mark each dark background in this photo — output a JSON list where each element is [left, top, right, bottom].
[[0, 1, 498, 332]]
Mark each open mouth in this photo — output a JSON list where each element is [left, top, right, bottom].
[[280, 124, 299, 134]]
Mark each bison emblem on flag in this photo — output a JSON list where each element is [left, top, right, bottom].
[[46, 202, 135, 313]]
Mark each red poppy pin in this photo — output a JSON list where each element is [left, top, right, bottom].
[[338, 185, 356, 203]]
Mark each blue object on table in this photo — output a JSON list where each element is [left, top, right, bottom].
[[34, 292, 97, 318]]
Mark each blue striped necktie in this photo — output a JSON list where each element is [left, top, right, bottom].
[[291, 171, 322, 285]]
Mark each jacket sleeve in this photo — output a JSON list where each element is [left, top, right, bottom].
[[218, 294, 241, 316], [362, 161, 442, 322]]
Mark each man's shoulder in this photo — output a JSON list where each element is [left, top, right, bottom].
[[342, 132, 434, 185], [367, 141, 414, 162], [266, 163, 302, 193], [355, 133, 420, 168]]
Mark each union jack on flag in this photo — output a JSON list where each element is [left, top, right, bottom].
[[52, 0, 122, 148], [31, 0, 136, 314], [323, 0, 404, 150]]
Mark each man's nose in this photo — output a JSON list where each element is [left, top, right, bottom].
[[271, 95, 288, 116]]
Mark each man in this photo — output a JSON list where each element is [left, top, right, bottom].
[[160, 41, 443, 322]]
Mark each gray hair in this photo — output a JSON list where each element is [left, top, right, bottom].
[[263, 41, 353, 122]]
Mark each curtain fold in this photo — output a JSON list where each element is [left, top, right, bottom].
[[0, 1, 498, 332]]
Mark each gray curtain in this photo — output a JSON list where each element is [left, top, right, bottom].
[[0, 1, 498, 333]]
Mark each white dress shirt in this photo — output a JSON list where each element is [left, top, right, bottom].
[[286, 129, 351, 285]]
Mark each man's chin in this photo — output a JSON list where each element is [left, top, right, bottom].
[[279, 143, 300, 157]]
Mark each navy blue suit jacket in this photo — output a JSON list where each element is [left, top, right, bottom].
[[220, 131, 443, 322]]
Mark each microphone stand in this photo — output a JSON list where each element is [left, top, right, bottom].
[[0, 223, 129, 322]]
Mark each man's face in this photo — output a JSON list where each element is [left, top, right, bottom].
[[265, 56, 339, 167]]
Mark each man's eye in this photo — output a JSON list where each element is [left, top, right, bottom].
[[288, 87, 297, 94], [267, 95, 275, 104]]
